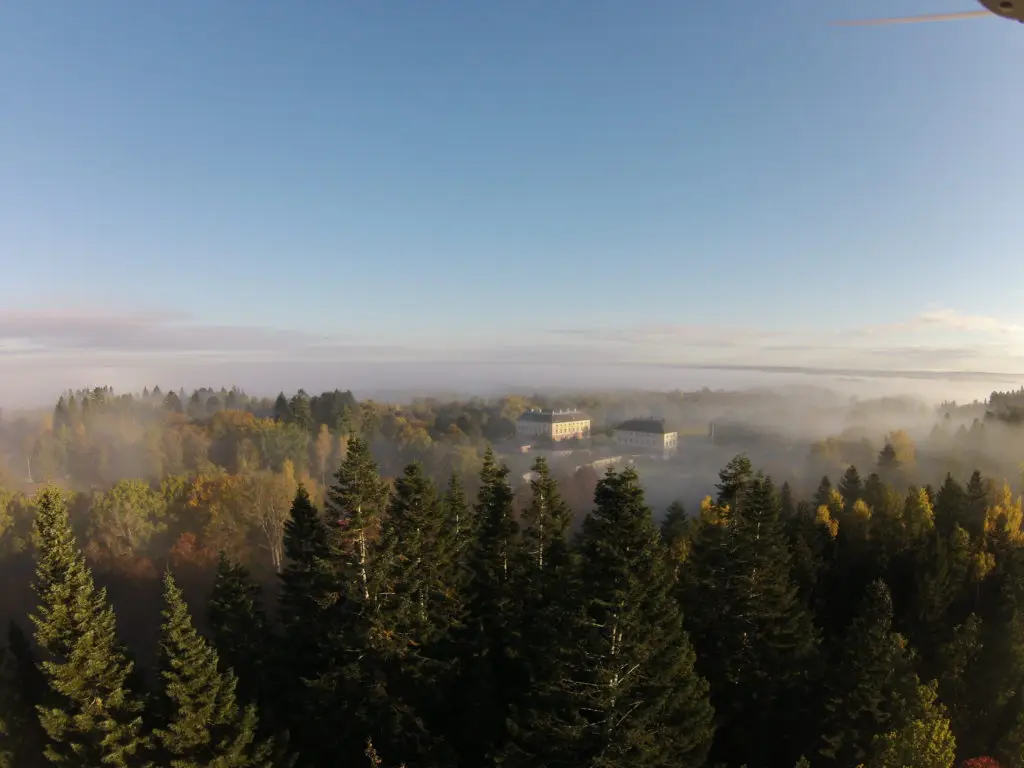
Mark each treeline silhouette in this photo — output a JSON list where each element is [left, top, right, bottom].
[[3, 434, 1024, 766]]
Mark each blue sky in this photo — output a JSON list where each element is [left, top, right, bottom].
[[2, 1, 1024, 402]]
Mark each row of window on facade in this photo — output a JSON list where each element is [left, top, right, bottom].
[[514, 414, 678, 451]]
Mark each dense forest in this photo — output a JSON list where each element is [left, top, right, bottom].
[[3, 385, 1024, 765]]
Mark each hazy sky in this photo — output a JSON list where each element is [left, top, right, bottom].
[[3, 1, 1024, 404]]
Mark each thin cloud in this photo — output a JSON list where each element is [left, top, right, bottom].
[[2, 306, 1022, 407], [859, 309, 1024, 338], [543, 325, 783, 348], [0, 309, 391, 358]]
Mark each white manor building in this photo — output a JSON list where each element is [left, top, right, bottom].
[[515, 408, 591, 443], [613, 418, 679, 456]]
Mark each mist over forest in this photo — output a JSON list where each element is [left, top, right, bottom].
[[2, 378, 1018, 514], [6, 379, 1024, 766]]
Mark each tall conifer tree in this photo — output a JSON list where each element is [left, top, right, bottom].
[[813, 476, 833, 508], [276, 485, 333, 759], [503, 457, 583, 767], [308, 437, 390, 764], [573, 466, 714, 767], [820, 579, 928, 767], [0, 622, 46, 767], [685, 473, 819, 767], [367, 462, 453, 764], [153, 571, 272, 767], [29, 486, 149, 767], [456, 448, 522, 764], [208, 555, 270, 712], [715, 454, 754, 511], [839, 465, 863, 510]]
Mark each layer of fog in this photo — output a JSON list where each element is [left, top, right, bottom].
[[4, 369, 1021, 532], [0, 359, 1008, 411], [579, 385, 1006, 516]]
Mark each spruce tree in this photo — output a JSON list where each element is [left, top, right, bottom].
[[519, 457, 572, 575], [376, 463, 448, 646], [208, 555, 270, 712], [934, 474, 967, 537], [307, 437, 390, 764], [456, 448, 522, 764], [839, 465, 863, 510], [272, 394, 291, 423], [0, 622, 46, 767], [714, 454, 753, 511], [573, 466, 714, 767], [957, 581, 1024, 758], [813, 476, 833, 508], [153, 571, 272, 767], [276, 485, 333, 759], [789, 490, 840, 621], [820, 579, 926, 767], [440, 473, 473, 566], [936, 614, 986, 756], [503, 457, 583, 767], [878, 443, 900, 472], [911, 525, 973, 663], [433, 474, 474, 755], [52, 398, 68, 434], [864, 472, 886, 513], [287, 391, 314, 434], [680, 496, 733, 646], [660, 500, 691, 582], [685, 473, 819, 767], [779, 481, 796, 518], [965, 471, 991, 540], [661, 500, 688, 544], [29, 485, 149, 767], [365, 462, 450, 764], [438, 472, 474, 617], [324, 436, 389, 603]]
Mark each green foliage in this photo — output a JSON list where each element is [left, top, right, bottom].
[[21, 387, 1024, 767], [814, 475, 833, 507], [820, 580, 924, 766], [307, 437, 393, 763], [878, 443, 900, 472], [207, 555, 270, 713], [455, 447, 523, 763], [574, 466, 714, 767], [935, 474, 968, 538], [325, 436, 389, 602], [440, 473, 472, 562], [0, 622, 46, 767], [153, 571, 272, 767], [286, 391, 313, 434], [867, 682, 956, 768], [686, 474, 819, 766], [839, 465, 863, 509], [660, 499, 689, 544], [355, 463, 451, 763], [88, 479, 167, 562], [502, 457, 583, 767], [29, 485, 149, 767], [714, 454, 753, 511], [276, 485, 333, 761]]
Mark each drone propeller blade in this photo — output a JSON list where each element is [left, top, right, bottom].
[[835, 9, 991, 25]]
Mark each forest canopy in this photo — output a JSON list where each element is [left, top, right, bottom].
[[1, 384, 1024, 766]]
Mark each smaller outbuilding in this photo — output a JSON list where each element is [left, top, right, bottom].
[[613, 418, 678, 456]]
